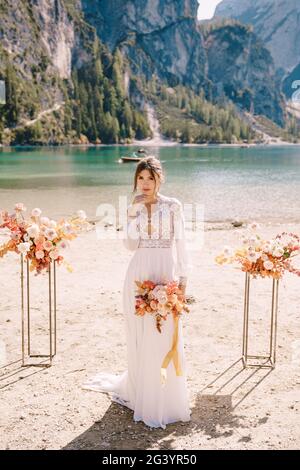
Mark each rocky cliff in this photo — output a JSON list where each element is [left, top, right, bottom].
[[81, 0, 199, 50], [214, 0, 300, 90], [0, 0, 98, 111], [203, 22, 284, 124]]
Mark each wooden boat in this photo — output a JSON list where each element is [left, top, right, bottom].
[[120, 148, 148, 162], [120, 155, 143, 162]]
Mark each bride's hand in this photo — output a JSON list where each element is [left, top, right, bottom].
[[132, 194, 148, 205], [128, 194, 148, 217]]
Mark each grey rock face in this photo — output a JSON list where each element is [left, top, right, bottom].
[[122, 17, 206, 89], [205, 23, 284, 124], [81, 0, 199, 50], [215, 0, 300, 75]]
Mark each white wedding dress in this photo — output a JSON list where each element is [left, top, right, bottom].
[[82, 193, 192, 429]]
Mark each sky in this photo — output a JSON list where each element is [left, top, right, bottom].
[[197, 0, 223, 21]]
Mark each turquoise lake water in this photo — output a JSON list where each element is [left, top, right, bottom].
[[0, 145, 300, 224]]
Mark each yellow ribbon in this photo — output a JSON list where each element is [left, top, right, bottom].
[[160, 315, 183, 386]]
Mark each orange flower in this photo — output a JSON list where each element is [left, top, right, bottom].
[[143, 280, 156, 290]]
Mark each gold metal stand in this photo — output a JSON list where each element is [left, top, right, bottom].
[[21, 254, 57, 367], [242, 272, 279, 369]]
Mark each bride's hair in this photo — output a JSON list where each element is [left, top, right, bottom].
[[133, 156, 165, 192]]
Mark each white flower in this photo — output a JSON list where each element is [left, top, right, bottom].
[[18, 242, 31, 253], [77, 210, 87, 220], [49, 220, 57, 228], [31, 208, 42, 218], [152, 286, 168, 304], [157, 293, 168, 304], [247, 251, 259, 262], [40, 217, 50, 226], [45, 228, 57, 241], [261, 253, 269, 262], [273, 247, 284, 258], [263, 260, 274, 270], [152, 285, 162, 296], [49, 249, 60, 260], [262, 243, 272, 253], [63, 223, 73, 234], [43, 240, 53, 251], [27, 224, 40, 238], [36, 250, 44, 259], [15, 203, 26, 212]]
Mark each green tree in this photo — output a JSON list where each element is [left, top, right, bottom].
[[5, 63, 19, 125], [112, 48, 124, 98]]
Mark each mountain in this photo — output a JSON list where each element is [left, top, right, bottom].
[[201, 21, 284, 125], [81, 0, 284, 123], [0, 0, 152, 145], [214, 0, 300, 96], [81, 0, 199, 51], [0, 0, 291, 145], [81, 1, 207, 93]]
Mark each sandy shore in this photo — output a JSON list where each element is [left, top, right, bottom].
[[0, 222, 299, 450]]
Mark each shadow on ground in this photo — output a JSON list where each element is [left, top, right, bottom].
[[62, 359, 273, 450]]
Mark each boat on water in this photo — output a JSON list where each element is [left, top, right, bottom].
[[120, 155, 142, 162], [120, 148, 148, 162]]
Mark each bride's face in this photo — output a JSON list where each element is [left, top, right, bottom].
[[137, 169, 159, 197]]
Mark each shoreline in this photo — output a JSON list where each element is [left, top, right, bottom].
[[1, 142, 300, 150]]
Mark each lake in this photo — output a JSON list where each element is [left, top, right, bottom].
[[0, 145, 300, 225]]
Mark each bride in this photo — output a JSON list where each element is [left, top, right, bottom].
[[82, 156, 192, 429]]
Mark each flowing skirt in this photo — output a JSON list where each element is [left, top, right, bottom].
[[82, 246, 191, 429]]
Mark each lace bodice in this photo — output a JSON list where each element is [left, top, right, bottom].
[[123, 193, 192, 279]]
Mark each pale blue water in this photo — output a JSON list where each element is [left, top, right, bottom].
[[0, 145, 300, 223]]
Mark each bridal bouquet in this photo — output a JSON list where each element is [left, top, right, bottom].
[[134, 279, 189, 332], [0, 203, 90, 275], [215, 222, 300, 280]]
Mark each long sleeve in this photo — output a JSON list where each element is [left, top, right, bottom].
[[173, 199, 192, 281], [123, 203, 140, 251]]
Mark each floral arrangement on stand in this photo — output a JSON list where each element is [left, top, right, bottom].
[[215, 222, 300, 279], [0, 203, 90, 275], [134, 279, 190, 332]]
